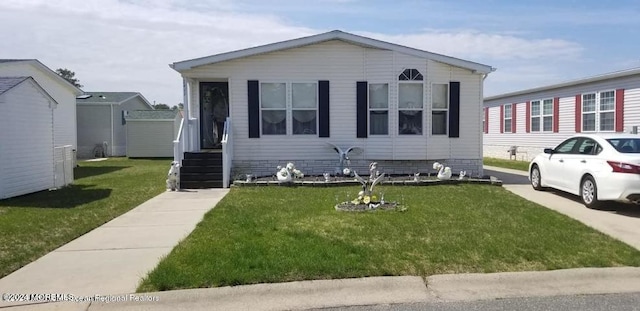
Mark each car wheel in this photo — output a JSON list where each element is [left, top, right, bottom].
[[530, 165, 543, 191], [580, 176, 601, 209]]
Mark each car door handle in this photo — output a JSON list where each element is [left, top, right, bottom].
[[580, 160, 586, 163], [559, 159, 564, 163]]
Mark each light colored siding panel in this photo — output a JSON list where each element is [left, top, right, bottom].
[[184, 40, 484, 163], [484, 74, 640, 159], [624, 88, 640, 131], [126, 121, 174, 157], [0, 62, 77, 149], [558, 96, 575, 134], [0, 81, 54, 199], [77, 105, 111, 158]]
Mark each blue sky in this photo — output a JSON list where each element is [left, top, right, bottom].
[[0, 0, 638, 105]]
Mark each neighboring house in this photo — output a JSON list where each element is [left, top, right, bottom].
[[125, 110, 183, 158], [171, 30, 494, 188], [0, 77, 73, 199], [76, 92, 153, 158], [0, 59, 83, 150], [483, 68, 640, 160]]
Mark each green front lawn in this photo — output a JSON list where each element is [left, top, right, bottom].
[[483, 157, 530, 172], [138, 185, 640, 291], [0, 158, 170, 278]]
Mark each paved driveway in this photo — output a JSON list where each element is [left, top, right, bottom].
[[484, 166, 640, 251]]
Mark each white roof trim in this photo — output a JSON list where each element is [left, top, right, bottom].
[[2, 77, 60, 107], [171, 30, 494, 74], [120, 93, 154, 109], [1, 60, 84, 95], [485, 67, 640, 101]]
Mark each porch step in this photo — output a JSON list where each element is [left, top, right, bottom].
[[184, 152, 222, 160], [180, 152, 224, 189], [181, 166, 223, 174], [180, 173, 223, 181], [182, 158, 223, 167], [180, 181, 223, 189]]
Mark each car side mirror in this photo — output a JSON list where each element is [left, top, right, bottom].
[[544, 148, 554, 154]]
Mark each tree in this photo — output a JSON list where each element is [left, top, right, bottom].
[[55, 68, 83, 88], [152, 103, 171, 110]]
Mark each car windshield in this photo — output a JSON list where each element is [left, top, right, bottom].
[[606, 138, 640, 153]]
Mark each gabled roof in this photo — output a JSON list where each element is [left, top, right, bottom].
[[0, 76, 29, 95], [171, 30, 494, 74], [125, 109, 180, 120], [0, 59, 84, 95], [485, 67, 640, 101], [76, 92, 153, 108], [0, 76, 59, 106]]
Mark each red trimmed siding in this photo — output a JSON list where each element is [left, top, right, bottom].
[[525, 101, 530, 133], [484, 107, 489, 133], [500, 105, 504, 133], [616, 89, 625, 132], [553, 97, 560, 133], [512, 103, 517, 133], [575, 95, 581, 133]]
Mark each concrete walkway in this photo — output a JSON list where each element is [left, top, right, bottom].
[[0, 188, 229, 310]]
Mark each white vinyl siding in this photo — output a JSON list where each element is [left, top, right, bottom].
[[184, 40, 484, 161], [126, 120, 175, 157], [77, 97, 150, 158], [0, 80, 55, 199], [484, 73, 640, 158], [0, 61, 79, 149]]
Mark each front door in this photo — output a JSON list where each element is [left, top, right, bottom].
[[200, 82, 229, 149]]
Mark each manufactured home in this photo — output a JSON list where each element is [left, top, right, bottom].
[[171, 30, 494, 188], [484, 68, 640, 160], [76, 92, 153, 158]]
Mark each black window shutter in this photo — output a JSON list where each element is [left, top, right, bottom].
[[247, 80, 260, 138], [449, 81, 460, 138], [318, 80, 330, 137], [356, 81, 368, 138]]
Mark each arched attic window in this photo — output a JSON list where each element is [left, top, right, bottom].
[[399, 68, 423, 81]]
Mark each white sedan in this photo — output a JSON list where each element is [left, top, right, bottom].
[[528, 133, 640, 208]]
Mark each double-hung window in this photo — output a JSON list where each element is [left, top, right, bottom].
[[582, 91, 615, 132], [292, 83, 318, 135], [369, 83, 389, 135], [530, 99, 553, 132], [260, 82, 318, 135], [432, 84, 448, 135], [503, 104, 512, 133], [261, 83, 287, 135], [398, 69, 423, 135]]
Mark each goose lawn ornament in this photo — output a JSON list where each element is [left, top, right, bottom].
[[432, 162, 452, 180], [326, 142, 363, 175], [275, 162, 303, 183]]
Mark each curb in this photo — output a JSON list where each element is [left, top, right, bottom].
[[84, 267, 640, 310], [427, 267, 640, 302]]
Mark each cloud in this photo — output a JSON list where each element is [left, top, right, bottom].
[[0, 0, 587, 104], [358, 29, 583, 62]]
